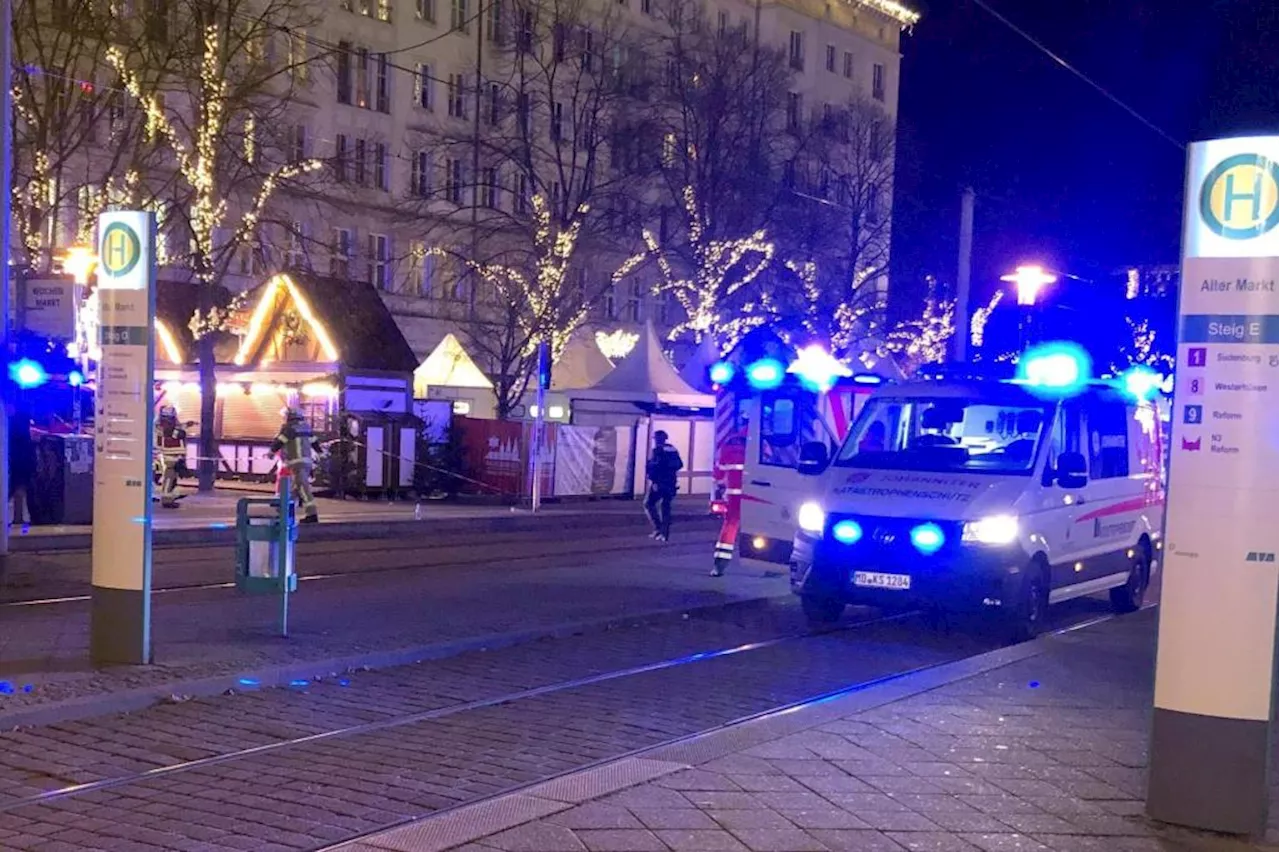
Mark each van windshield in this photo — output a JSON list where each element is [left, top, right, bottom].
[[834, 396, 1054, 475]]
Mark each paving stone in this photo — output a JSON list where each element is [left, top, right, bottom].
[[781, 809, 870, 830], [885, 832, 980, 852], [728, 827, 829, 852], [854, 811, 946, 832], [731, 775, 810, 793], [956, 834, 1055, 852], [631, 808, 720, 831], [573, 828, 668, 852], [807, 829, 907, 851], [483, 822, 587, 851], [654, 829, 751, 851], [549, 804, 645, 830], [707, 809, 798, 830]]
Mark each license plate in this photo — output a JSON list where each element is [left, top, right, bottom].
[[853, 571, 912, 590]]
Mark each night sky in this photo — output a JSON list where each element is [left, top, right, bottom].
[[890, 0, 1280, 306]]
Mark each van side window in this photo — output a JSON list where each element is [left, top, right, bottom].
[[760, 396, 799, 467], [1042, 403, 1084, 485], [1087, 403, 1130, 479]]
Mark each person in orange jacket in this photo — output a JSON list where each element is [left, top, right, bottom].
[[711, 436, 746, 576]]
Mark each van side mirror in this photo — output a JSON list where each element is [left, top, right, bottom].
[[1055, 451, 1088, 489], [798, 441, 829, 475]]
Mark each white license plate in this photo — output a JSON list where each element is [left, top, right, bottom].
[[854, 571, 912, 590]]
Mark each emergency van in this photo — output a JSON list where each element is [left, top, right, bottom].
[[788, 366, 1166, 640]]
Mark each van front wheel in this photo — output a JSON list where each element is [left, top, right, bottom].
[[1006, 562, 1048, 644], [1110, 549, 1149, 613], [801, 595, 845, 627]]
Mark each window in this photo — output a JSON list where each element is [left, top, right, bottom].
[[336, 41, 352, 104], [843, 50, 853, 79], [236, 239, 259, 277], [488, 82, 501, 124], [450, 0, 468, 32], [513, 172, 530, 214], [374, 142, 389, 190], [445, 157, 464, 203], [290, 124, 308, 161], [759, 395, 799, 467], [603, 283, 616, 319], [334, 133, 350, 181], [355, 47, 371, 108], [377, 0, 392, 20], [417, 0, 435, 21], [662, 132, 676, 166], [516, 91, 530, 134], [825, 44, 836, 72], [367, 234, 390, 289], [641, 0, 652, 15], [415, 243, 437, 297], [624, 278, 642, 321], [516, 8, 534, 52], [447, 74, 467, 118], [580, 28, 595, 71], [867, 188, 881, 223], [330, 227, 353, 278], [486, 0, 503, 42], [872, 62, 885, 101], [480, 167, 498, 208], [550, 100, 563, 141], [288, 32, 309, 82], [285, 222, 309, 269], [788, 31, 804, 71], [553, 24, 568, 62], [354, 138, 368, 185], [1087, 402, 1130, 479], [716, 10, 727, 35], [411, 150, 432, 196], [415, 64, 434, 110], [786, 92, 802, 132], [375, 53, 390, 112]]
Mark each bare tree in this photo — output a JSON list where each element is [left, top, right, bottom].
[[410, 0, 649, 417], [105, 0, 327, 488]]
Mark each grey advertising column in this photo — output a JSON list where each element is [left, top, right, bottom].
[[1148, 136, 1279, 835], [90, 211, 157, 666]]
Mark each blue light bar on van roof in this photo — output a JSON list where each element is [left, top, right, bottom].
[[746, 358, 785, 389], [1015, 342, 1091, 398], [1119, 365, 1166, 401], [851, 373, 883, 386], [787, 345, 852, 391]]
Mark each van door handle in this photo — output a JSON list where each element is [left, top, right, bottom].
[[751, 479, 772, 487]]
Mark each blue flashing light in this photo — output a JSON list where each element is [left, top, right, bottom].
[[787, 345, 852, 391], [709, 360, 735, 385], [1120, 366, 1164, 401], [1016, 342, 1091, 398], [852, 373, 883, 386], [237, 677, 261, 689], [746, 358, 785, 389], [832, 519, 863, 544], [1028, 680, 1041, 689], [289, 679, 310, 688], [21, 684, 32, 694], [0, 682, 12, 695], [68, 370, 84, 387], [9, 359, 47, 389], [909, 522, 946, 555]]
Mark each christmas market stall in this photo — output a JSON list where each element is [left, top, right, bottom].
[[154, 272, 420, 494]]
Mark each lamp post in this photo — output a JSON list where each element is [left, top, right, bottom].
[[1000, 264, 1057, 349]]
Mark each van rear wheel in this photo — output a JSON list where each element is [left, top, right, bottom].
[[1110, 549, 1150, 613], [801, 595, 845, 627]]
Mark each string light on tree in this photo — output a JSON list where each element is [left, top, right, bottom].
[[969, 291, 1003, 349]]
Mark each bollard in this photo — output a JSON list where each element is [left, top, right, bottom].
[[234, 470, 298, 637]]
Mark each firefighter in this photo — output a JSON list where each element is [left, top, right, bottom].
[[270, 408, 323, 523], [711, 435, 746, 576], [644, 430, 683, 541], [154, 405, 190, 508]]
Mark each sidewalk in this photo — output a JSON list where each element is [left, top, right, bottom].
[[9, 491, 712, 551], [340, 609, 1277, 852]]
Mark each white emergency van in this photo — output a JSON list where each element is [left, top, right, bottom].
[[788, 372, 1165, 640]]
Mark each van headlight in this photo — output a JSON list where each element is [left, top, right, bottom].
[[797, 501, 826, 534], [962, 515, 1020, 545]]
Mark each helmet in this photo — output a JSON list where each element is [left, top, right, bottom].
[[285, 407, 305, 422], [158, 404, 178, 420]]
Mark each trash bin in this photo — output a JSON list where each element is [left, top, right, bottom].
[[31, 433, 93, 525]]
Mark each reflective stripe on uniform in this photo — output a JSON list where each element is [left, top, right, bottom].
[[724, 488, 743, 496]]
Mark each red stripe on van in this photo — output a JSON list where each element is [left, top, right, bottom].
[[1074, 495, 1164, 523]]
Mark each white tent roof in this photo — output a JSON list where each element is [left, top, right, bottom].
[[414, 333, 493, 394], [574, 321, 713, 408], [551, 331, 615, 390], [679, 333, 721, 393]]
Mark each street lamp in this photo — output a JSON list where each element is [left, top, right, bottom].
[[62, 245, 98, 285], [1001, 264, 1057, 307], [1001, 264, 1057, 349]]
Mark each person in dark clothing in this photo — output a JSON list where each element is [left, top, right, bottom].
[[644, 430, 683, 541], [6, 403, 34, 528]]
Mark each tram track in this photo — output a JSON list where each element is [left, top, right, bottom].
[[0, 598, 1135, 852], [0, 536, 708, 609]]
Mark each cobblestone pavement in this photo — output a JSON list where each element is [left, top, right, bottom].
[[384, 609, 1276, 852], [0, 589, 1124, 851], [0, 523, 769, 714]]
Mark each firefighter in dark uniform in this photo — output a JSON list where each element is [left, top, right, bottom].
[[270, 408, 323, 523], [155, 404, 189, 508], [644, 430, 683, 541]]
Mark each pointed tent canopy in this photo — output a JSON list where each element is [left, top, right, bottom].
[[679, 333, 721, 393], [414, 333, 494, 397], [551, 331, 615, 390], [578, 320, 712, 408]]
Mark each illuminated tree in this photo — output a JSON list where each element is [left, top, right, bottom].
[[878, 298, 956, 374], [105, 0, 326, 489]]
